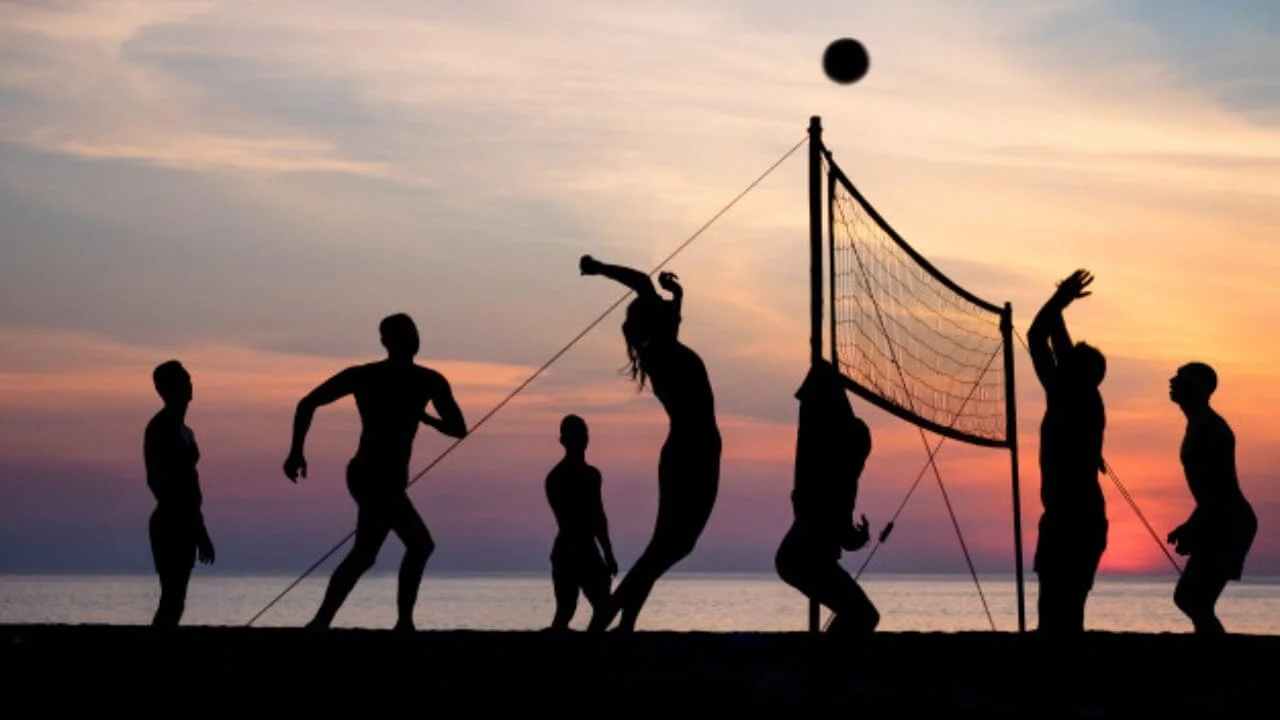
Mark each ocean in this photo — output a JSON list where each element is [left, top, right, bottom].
[[2, 572, 1278, 634]]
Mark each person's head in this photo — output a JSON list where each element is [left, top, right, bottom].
[[1170, 362, 1217, 408], [153, 360, 192, 407], [380, 313, 420, 359], [1062, 341, 1106, 388], [559, 414, 588, 453], [621, 296, 679, 388]]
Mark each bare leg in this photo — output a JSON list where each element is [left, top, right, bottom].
[[153, 563, 192, 628], [388, 494, 434, 632], [1037, 575, 1090, 636], [309, 504, 391, 629], [602, 531, 696, 632], [1175, 561, 1229, 636], [550, 566, 580, 630]]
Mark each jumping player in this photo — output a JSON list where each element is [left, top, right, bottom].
[[579, 256, 721, 632]]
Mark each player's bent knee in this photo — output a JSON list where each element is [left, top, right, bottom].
[[1173, 583, 1198, 615], [667, 536, 698, 563]]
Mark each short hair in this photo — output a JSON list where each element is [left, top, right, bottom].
[[1180, 362, 1218, 396], [379, 313, 419, 354], [152, 359, 187, 398], [560, 414, 588, 438]]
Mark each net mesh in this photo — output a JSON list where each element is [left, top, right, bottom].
[[828, 164, 1007, 446]]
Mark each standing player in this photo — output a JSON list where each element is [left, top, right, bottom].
[[1027, 269, 1108, 635], [544, 414, 618, 631], [284, 313, 467, 631], [145, 360, 215, 627], [1167, 362, 1257, 635]]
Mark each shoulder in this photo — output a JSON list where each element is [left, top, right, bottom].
[[586, 465, 603, 485], [1210, 413, 1235, 443], [145, 411, 173, 438], [337, 363, 373, 383], [416, 364, 452, 388]]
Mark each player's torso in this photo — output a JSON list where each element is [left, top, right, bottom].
[[1039, 385, 1105, 514], [1182, 419, 1247, 514], [546, 463, 595, 538], [351, 362, 435, 462], [645, 343, 717, 430]]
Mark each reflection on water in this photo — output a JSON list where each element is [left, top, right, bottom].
[[1, 573, 1277, 634]]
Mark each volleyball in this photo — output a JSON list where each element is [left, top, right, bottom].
[[823, 37, 870, 85]]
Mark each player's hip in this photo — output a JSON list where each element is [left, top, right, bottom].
[[346, 456, 410, 498]]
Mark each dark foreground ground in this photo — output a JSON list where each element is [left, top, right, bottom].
[[1, 625, 1276, 718]]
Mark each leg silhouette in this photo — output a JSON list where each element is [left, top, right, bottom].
[[550, 567, 581, 630], [389, 495, 434, 631], [605, 530, 697, 632], [1174, 562, 1228, 635], [1037, 576, 1089, 635], [309, 509, 392, 629], [153, 564, 192, 628]]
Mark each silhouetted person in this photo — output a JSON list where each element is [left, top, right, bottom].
[[776, 359, 879, 640], [145, 360, 215, 627], [1028, 269, 1107, 635], [545, 414, 619, 631], [1167, 362, 1257, 635], [579, 255, 721, 632], [284, 313, 467, 631]]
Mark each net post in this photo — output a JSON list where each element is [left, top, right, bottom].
[[1001, 302, 1027, 633], [807, 114, 823, 635]]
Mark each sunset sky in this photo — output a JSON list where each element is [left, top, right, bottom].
[[2, 0, 1277, 589]]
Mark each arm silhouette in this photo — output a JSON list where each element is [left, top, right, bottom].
[[144, 421, 175, 506], [189, 433, 214, 564], [1028, 269, 1093, 389], [421, 372, 468, 439], [841, 421, 872, 551], [589, 468, 618, 576], [658, 271, 683, 316], [580, 255, 659, 301], [284, 367, 358, 482]]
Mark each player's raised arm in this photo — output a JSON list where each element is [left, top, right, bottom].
[[422, 372, 467, 439], [658, 271, 683, 315], [284, 367, 358, 482], [580, 255, 659, 301], [1028, 270, 1093, 388]]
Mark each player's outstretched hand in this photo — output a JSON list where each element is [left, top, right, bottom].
[[843, 514, 871, 551], [658, 271, 681, 294], [1054, 269, 1094, 305], [284, 452, 307, 483], [579, 255, 602, 276]]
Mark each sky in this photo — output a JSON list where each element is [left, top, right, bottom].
[[1, 0, 1278, 590]]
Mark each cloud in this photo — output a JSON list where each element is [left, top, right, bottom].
[[2, 1, 1280, 575], [0, 0, 407, 180]]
